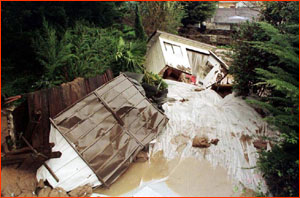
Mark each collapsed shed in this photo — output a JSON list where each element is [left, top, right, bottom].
[[145, 30, 232, 87], [36, 74, 169, 191], [1, 70, 114, 168]]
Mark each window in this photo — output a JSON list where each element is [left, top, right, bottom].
[[164, 42, 182, 56]]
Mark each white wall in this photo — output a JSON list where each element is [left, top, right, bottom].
[[36, 125, 101, 191], [145, 38, 166, 74]]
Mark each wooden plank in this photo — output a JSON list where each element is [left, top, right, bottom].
[[106, 69, 114, 80], [49, 86, 64, 118], [40, 89, 50, 151], [29, 91, 42, 148], [61, 83, 72, 109], [87, 76, 98, 92]]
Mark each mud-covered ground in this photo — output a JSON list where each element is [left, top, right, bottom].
[[1, 165, 93, 197]]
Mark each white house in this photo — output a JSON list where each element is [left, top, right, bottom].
[[145, 30, 231, 88]]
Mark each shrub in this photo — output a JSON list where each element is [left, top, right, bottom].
[[32, 20, 147, 88], [230, 21, 299, 197]]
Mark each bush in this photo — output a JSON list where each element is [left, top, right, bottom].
[[258, 144, 299, 196], [143, 72, 168, 91], [229, 22, 278, 96], [230, 21, 299, 197], [32, 20, 147, 88]]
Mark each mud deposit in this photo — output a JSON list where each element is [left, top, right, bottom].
[[166, 157, 234, 197], [94, 151, 178, 196], [94, 151, 234, 197], [1, 166, 37, 197]]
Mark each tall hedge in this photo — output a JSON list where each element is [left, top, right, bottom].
[[230, 2, 299, 195]]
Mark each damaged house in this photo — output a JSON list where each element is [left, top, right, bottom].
[[145, 30, 232, 88]]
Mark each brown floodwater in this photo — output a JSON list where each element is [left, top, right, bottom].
[[166, 157, 234, 197], [93, 151, 179, 196], [94, 151, 234, 197]]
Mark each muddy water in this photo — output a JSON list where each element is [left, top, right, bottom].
[[166, 157, 234, 197], [94, 151, 234, 197], [94, 151, 179, 196]]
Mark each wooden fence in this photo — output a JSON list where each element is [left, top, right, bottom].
[[4, 70, 114, 166]]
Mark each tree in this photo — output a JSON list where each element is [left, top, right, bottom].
[[259, 1, 299, 49], [32, 20, 76, 88], [1, 2, 126, 96], [229, 22, 278, 96], [134, 5, 147, 41], [181, 1, 217, 27], [250, 23, 299, 197], [229, 2, 299, 195], [260, 1, 299, 31], [139, 1, 185, 35]]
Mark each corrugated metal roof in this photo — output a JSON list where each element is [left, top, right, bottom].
[[50, 74, 168, 187], [212, 8, 259, 24]]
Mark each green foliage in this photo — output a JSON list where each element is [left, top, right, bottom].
[[143, 72, 168, 91], [258, 145, 299, 197], [32, 20, 76, 88], [230, 8, 299, 196], [134, 5, 147, 41], [181, 1, 217, 26], [229, 22, 278, 96], [68, 22, 117, 78], [260, 1, 299, 32], [139, 1, 185, 35], [31, 20, 147, 88], [114, 37, 146, 74], [1, 2, 125, 95]]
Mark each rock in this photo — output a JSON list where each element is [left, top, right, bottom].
[[1, 183, 22, 197], [68, 185, 92, 197], [253, 140, 267, 150], [192, 136, 211, 148], [19, 173, 38, 192], [38, 186, 52, 197], [135, 151, 149, 162], [194, 88, 204, 92], [210, 139, 219, 145], [1, 166, 36, 197], [179, 98, 189, 103], [18, 190, 37, 197], [240, 187, 256, 197], [48, 187, 69, 197]]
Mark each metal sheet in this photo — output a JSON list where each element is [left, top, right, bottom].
[[51, 74, 169, 187]]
